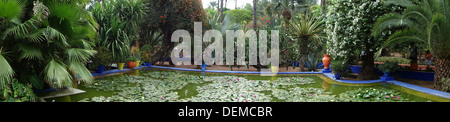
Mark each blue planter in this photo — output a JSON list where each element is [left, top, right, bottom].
[[201, 64, 207, 71], [334, 73, 342, 79], [97, 65, 105, 74], [145, 62, 152, 67], [380, 72, 395, 81], [350, 66, 362, 74]]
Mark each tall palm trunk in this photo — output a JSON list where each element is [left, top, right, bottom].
[[253, 0, 257, 28], [434, 58, 450, 92], [220, 0, 224, 23], [321, 0, 326, 15], [217, 0, 220, 11]]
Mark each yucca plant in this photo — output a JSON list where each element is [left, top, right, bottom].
[[91, 0, 147, 63], [372, 0, 450, 91], [0, 0, 97, 95], [286, 13, 325, 71]]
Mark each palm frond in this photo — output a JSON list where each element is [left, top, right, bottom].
[[66, 48, 95, 63], [0, 47, 14, 91], [372, 13, 410, 37], [2, 15, 39, 39], [43, 60, 72, 88], [17, 44, 43, 61], [68, 61, 93, 84], [0, 0, 25, 20], [384, 0, 416, 7], [45, 26, 69, 46]]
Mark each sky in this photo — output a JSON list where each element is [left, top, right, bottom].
[[202, 0, 253, 9], [201, 0, 321, 10]]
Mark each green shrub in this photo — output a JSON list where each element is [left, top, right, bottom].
[[375, 57, 410, 64], [332, 60, 349, 74], [377, 61, 399, 73], [140, 44, 152, 62], [92, 47, 113, 67], [126, 57, 138, 62]]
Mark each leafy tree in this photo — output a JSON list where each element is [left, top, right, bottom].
[[372, 0, 450, 91], [223, 9, 253, 24], [325, 0, 402, 80], [146, 0, 207, 64], [0, 0, 97, 93]]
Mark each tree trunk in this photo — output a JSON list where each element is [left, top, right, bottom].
[[321, 0, 326, 15], [151, 29, 174, 64], [217, 0, 220, 11], [253, 0, 257, 28], [433, 58, 450, 92], [298, 39, 308, 71], [220, 0, 224, 23], [357, 51, 379, 80]]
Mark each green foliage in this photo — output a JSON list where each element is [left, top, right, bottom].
[[340, 88, 410, 102], [0, 0, 25, 20], [223, 9, 253, 24], [325, 0, 403, 63], [147, 0, 207, 34], [377, 62, 399, 73], [303, 54, 322, 71], [1, 79, 36, 102], [331, 60, 349, 74], [92, 46, 113, 67], [287, 13, 325, 56], [140, 44, 152, 63], [0, 0, 96, 92], [375, 57, 410, 64], [91, 0, 146, 62], [373, 0, 450, 60], [126, 57, 138, 62]]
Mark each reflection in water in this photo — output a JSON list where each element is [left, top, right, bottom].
[[322, 80, 330, 91]]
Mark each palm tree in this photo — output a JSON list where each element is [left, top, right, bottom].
[[321, 0, 326, 15], [253, 0, 258, 28], [220, 0, 224, 22], [0, 0, 97, 91], [372, 0, 450, 91], [209, 1, 217, 9], [286, 13, 325, 71]]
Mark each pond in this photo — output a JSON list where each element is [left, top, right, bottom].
[[46, 68, 449, 102]]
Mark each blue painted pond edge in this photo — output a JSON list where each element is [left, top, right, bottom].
[[67, 65, 450, 100]]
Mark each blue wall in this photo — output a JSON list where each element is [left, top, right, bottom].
[[349, 65, 434, 81]]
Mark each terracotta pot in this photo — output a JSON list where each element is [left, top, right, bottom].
[[410, 62, 418, 70], [127, 61, 137, 69], [146, 52, 150, 59], [322, 54, 331, 69]]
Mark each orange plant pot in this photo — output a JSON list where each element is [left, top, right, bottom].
[[322, 54, 331, 69], [127, 61, 137, 69], [410, 62, 418, 70]]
